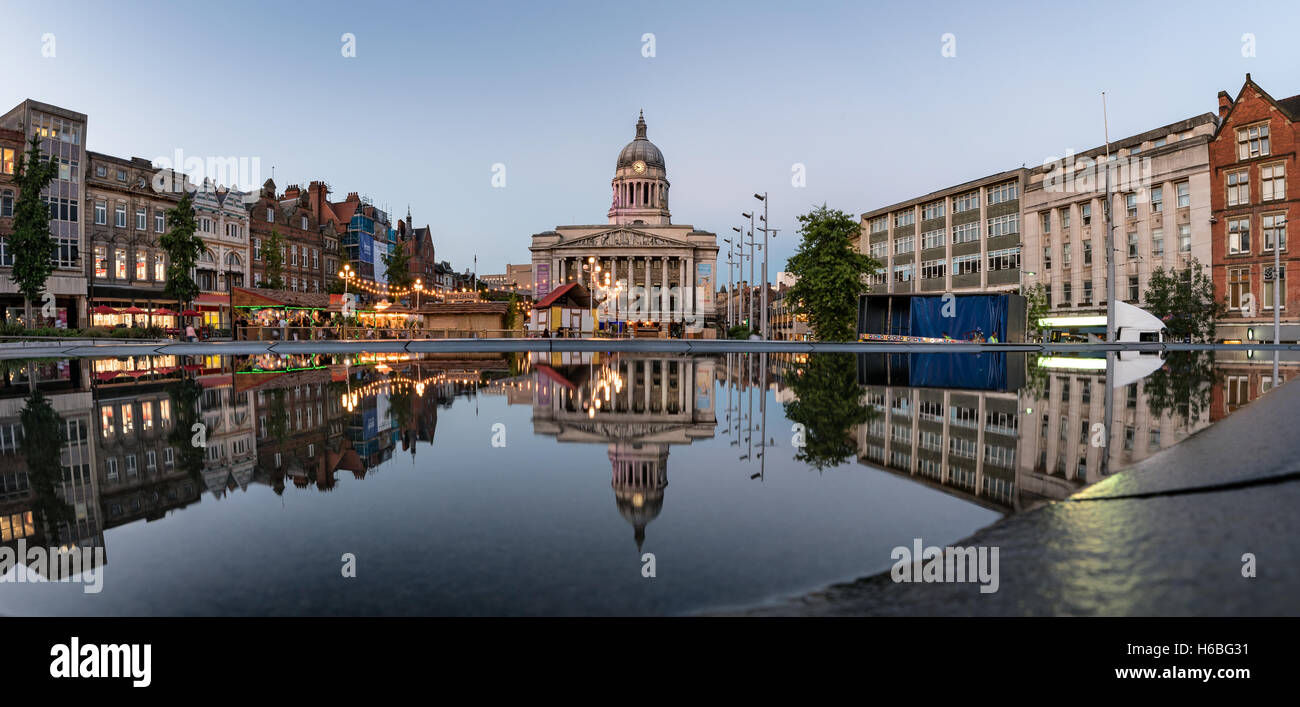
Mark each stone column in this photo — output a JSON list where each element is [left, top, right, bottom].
[[660, 256, 669, 323], [679, 257, 687, 324]]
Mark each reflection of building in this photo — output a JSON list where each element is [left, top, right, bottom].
[[1209, 350, 1300, 421], [1016, 359, 1210, 501], [246, 365, 336, 492], [195, 361, 257, 498], [531, 354, 716, 548], [529, 113, 719, 333]]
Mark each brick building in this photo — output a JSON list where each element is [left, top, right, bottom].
[[247, 179, 326, 293], [1210, 74, 1299, 343]]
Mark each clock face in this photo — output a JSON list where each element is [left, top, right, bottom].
[[632, 160, 646, 174]]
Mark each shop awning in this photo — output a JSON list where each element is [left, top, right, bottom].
[[92, 305, 119, 315]]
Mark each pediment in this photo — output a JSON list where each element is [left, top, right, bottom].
[[557, 228, 693, 250]]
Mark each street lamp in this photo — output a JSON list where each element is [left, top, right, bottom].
[[338, 263, 354, 295], [413, 278, 423, 308], [754, 192, 773, 340], [742, 211, 756, 333]]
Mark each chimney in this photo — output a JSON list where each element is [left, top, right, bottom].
[[346, 192, 360, 202], [308, 181, 329, 220], [283, 184, 301, 200], [1218, 90, 1233, 120]]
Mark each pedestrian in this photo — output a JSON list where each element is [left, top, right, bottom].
[[185, 323, 197, 342]]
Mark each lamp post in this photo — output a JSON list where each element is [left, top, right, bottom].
[[754, 193, 774, 340], [748, 210, 759, 331], [414, 278, 423, 308], [727, 230, 740, 331], [338, 263, 354, 296]]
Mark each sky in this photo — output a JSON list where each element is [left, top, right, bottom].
[[3, 0, 1298, 275]]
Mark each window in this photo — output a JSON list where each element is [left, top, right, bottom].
[[135, 250, 147, 280], [94, 200, 106, 225], [893, 210, 914, 227], [94, 245, 107, 278], [922, 201, 943, 220], [951, 222, 979, 244], [868, 241, 887, 259], [1127, 232, 1138, 258], [987, 181, 1018, 204], [986, 213, 1018, 237], [301, 215, 309, 230], [95, 165, 107, 178], [893, 263, 914, 282], [920, 258, 946, 279], [290, 244, 298, 265], [1227, 170, 1250, 206], [0, 147, 13, 174], [120, 404, 134, 434], [1261, 163, 1285, 202], [1237, 123, 1270, 160], [154, 253, 165, 281], [1063, 242, 1072, 266], [1062, 282, 1072, 304], [116, 169, 127, 182], [953, 190, 979, 212], [921, 229, 944, 250], [1263, 264, 1286, 310], [1128, 275, 1140, 302], [311, 248, 319, 270], [1060, 208, 1070, 229], [1263, 213, 1287, 252], [1083, 240, 1093, 265], [894, 236, 914, 254], [114, 205, 126, 228], [267, 207, 274, 222], [1040, 212, 1051, 234], [155, 210, 165, 232], [1176, 181, 1190, 208], [1152, 228, 1164, 256], [1179, 224, 1192, 253], [135, 208, 146, 230], [952, 253, 981, 276], [115, 247, 127, 279], [1125, 193, 1138, 218], [1043, 246, 1051, 270], [1154, 137, 1167, 148], [1229, 217, 1251, 254], [987, 247, 1020, 271], [1228, 267, 1250, 309], [1150, 186, 1163, 213], [1082, 280, 1093, 305], [1081, 202, 1092, 225], [253, 237, 261, 261], [869, 216, 887, 233], [146, 450, 156, 471]]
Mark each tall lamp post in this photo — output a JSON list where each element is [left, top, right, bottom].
[[742, 211, 756, 332], [753, 193, 774, 340], [727, 229, 741, 330]]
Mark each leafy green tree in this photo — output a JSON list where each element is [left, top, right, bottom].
[[160, 192, 204, 313], [783, 353, 874, 470], [784, 205, 879, 341], [1023, 282, 1050, 341], [260, 228, 286, 289], [1143, 258, 1225, 343], [20, 387, 74, 537], [382, 241, 413, 291], [8, 136, 59, 326]]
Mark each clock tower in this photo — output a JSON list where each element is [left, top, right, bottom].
[[608, 111, 671, 226]]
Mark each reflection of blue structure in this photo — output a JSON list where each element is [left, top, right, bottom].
[[858, 293, 1026, 342], [858, 353, 1025, 392]]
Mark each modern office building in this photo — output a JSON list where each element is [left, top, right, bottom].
[[0, 100, 89, 326], [859, 169, 1026, 296]]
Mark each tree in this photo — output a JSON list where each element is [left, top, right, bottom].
[[784, 205, 879, 341], [260, 228, 286, 289], [160, 192, 204, 313], [783, 353, 874, 470], [8, 135, 59, 326], [1143, 258, 1225, 343], [382, 241, 413, 291], [1023, 282, 1050, 341], [20, 388, 74, 538]]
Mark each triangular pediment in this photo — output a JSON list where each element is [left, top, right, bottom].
[[557, 228, 693, 250]]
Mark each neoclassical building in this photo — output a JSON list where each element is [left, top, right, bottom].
[[530, 113, 719, 333]]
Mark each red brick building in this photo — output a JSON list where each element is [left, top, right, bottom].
[[1211, 74, 1299, 342], [248, 179, 327, 293]]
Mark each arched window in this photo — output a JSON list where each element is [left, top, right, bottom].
[[226, 252, 242, 267], [0, 189, 12, 218], [201, 249, 216, 263]]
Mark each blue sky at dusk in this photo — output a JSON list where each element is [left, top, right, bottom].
[[3, 0, 1298, 273]]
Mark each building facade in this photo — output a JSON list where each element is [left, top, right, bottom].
[[1210, 75, 1300, 342], [529, 113, 719, 333], [0, 100, 88, 327], [859, 169, 1026, 297], [84, 153, 177, 318], [247, 180, 325, 295], [1022, 114, 1216, 318]]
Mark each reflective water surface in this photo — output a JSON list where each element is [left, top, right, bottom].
[[0, 348, 1286, 615]]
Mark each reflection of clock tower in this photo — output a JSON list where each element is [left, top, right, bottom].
[[608, 111, 671, 226]]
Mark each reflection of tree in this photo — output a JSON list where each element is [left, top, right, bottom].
[[267, 389, 289, 443], [1145, 351, 1219, 424], [389, 387, 413, 432], [1024, 352, 1050, 400], [783, 353, 874, 470], [166, 376, 207, 484], [19, 390, 73, 537]]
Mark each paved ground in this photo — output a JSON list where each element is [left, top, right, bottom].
[[731, 376, 1300, 617], [3, 337, 1300, 359]]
